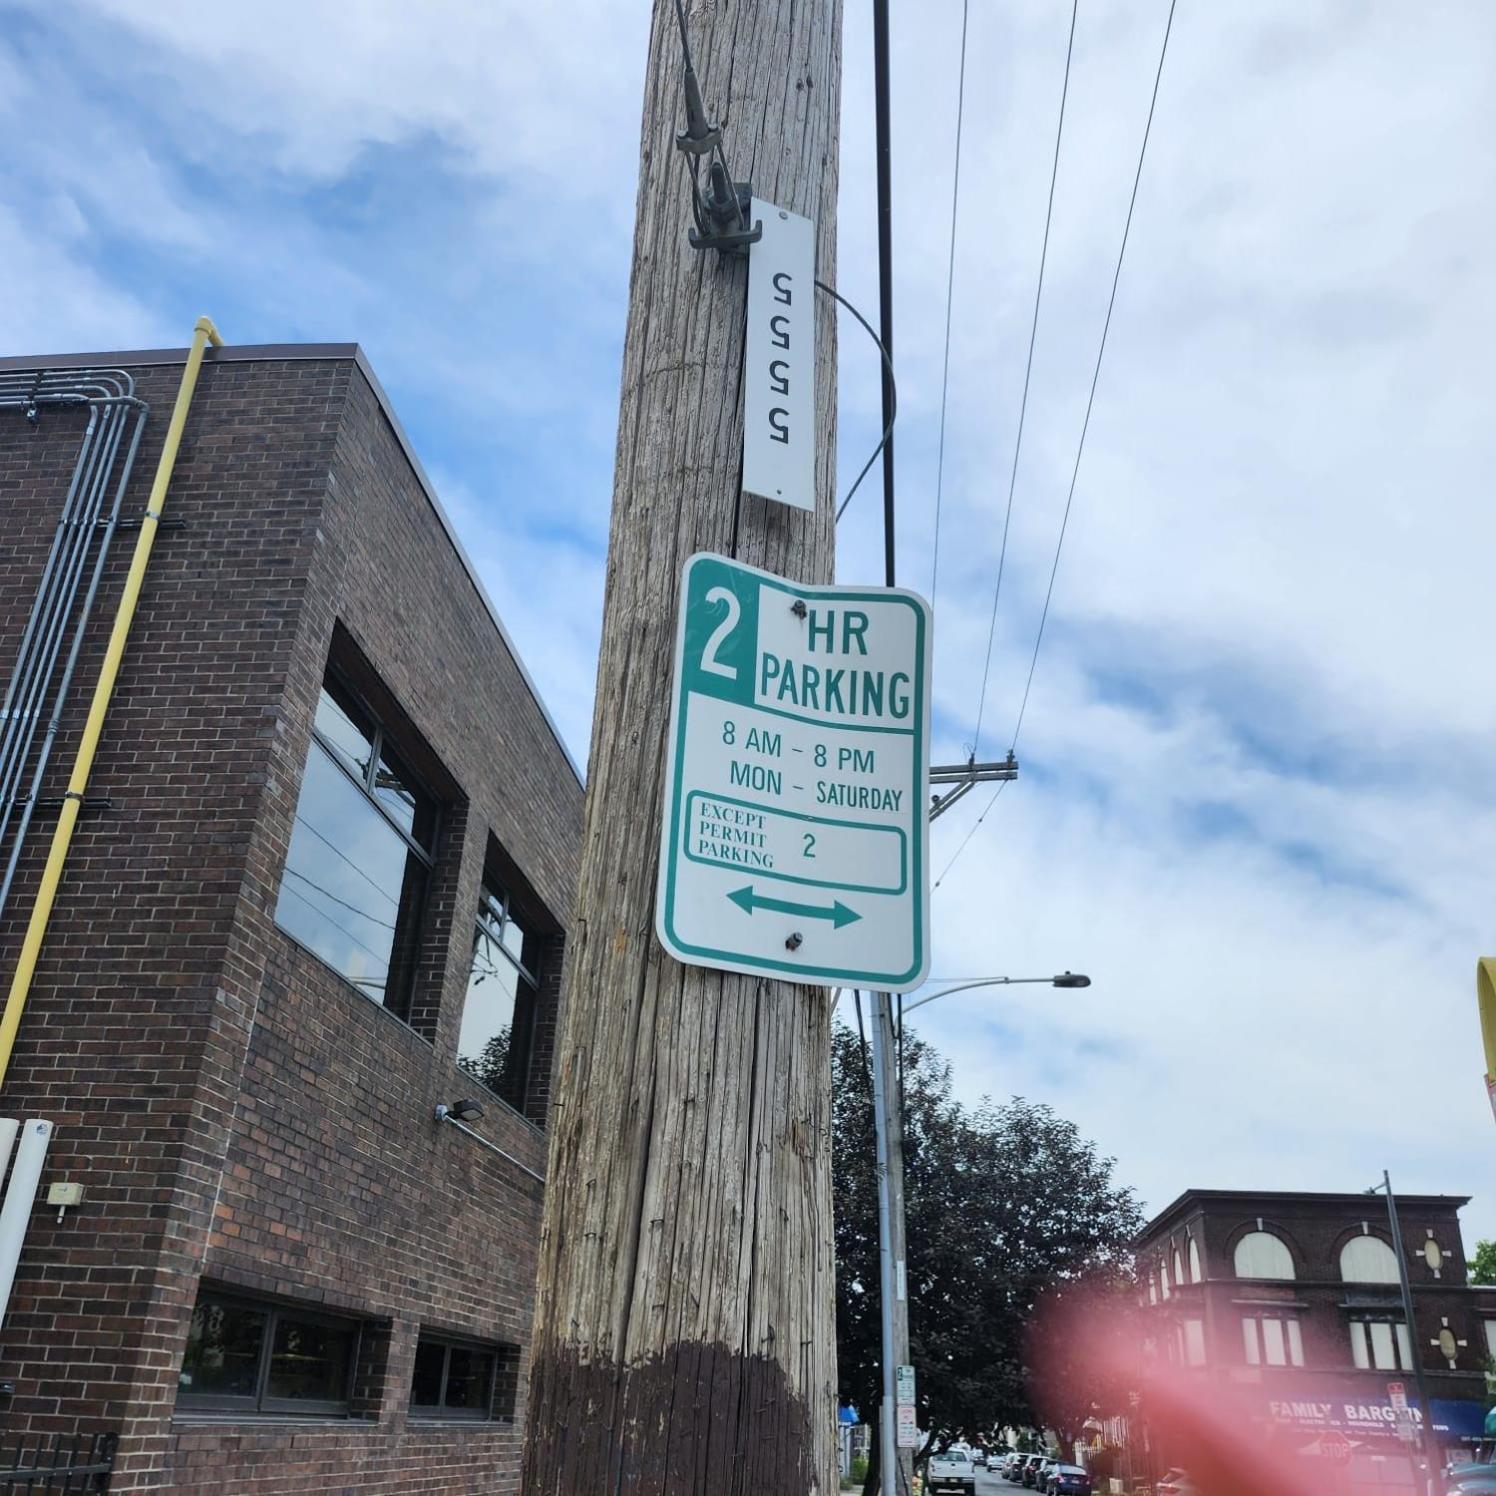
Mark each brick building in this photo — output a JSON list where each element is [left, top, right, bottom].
[[0, 342, 584, 1490], [1135, 1187, 1496, 1484]]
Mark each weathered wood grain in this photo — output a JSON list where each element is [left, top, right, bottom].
[[519, 1, 843, 1492]]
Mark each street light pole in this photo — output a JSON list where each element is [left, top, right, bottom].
[[869, 990, 908, 1496], [864, 972, 1091, 1496], [1373, 1171, 1438, 1496]]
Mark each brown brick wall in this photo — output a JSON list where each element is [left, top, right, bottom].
[[0, 348, 582, 1491], [1138, 1191, 1496, 1425]]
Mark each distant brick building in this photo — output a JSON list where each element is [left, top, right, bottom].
[[1135, 1187, 1496, 1484], [0, 343, 584, 1490]]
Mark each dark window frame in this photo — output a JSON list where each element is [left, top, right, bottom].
[[457, 876, 542, 1112], [408, 1333, 500, 1421], [275, 667, 442, 1018], [313, 670, 440, 863], [177, 1289, 361, 1418]]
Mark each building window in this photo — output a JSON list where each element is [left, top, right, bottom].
[[1340, 1235, 1401, 1284], [1349, 1318, 1413, 1371], [178, 1288, 359, 1415], [456, 878, 540, 1111], [1242, 1315, 1304, 1368], [1173, 1247, 1186, 1287], [1188, 1236, 1202, 1282], [1182, 1319, 1206, 1366], [1485, 1320, 1496, 1362], [274, 674, 438, 1015], [1159, 1262, 1171, 1301], [1233, 1230, 1296, 1280], [409, 1335, 511, 1420]]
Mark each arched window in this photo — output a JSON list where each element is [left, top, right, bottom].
[[1159, 1262, 1171, 1301], [1340, 1235, 1400, 1284], [1233, 1231, 1295, 1280], [1188, 1236, 1202, 1283], [1174, 1247, 1186, 1286]]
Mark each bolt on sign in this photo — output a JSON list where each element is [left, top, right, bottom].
[[742, 200, 815, 511], [656, 553, 931, 990]]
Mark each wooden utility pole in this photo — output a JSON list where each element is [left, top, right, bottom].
[[520, 2, 843, 1493]]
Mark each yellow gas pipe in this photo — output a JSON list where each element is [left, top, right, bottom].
[[0, 316, 223, 1088]]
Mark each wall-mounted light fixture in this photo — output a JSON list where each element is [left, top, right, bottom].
[[431, 1097, 544, 1184], [434, 1097, 485, 1124]]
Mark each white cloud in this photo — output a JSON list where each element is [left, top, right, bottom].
[[2, 0, 1492, 1249]]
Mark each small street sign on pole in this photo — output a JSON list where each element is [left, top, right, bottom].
[[1388, 1381, 1408, 1412], [657, 552, 931, 991], [895, 1404, 919, 1450], [743, 201, 816, 511], [894, 1363, 917, 1449]]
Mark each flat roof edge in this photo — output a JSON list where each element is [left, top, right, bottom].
[[346, 348, 585, 786], [1, 342, 586, 787], [1138, 1187, 1474, 1242]]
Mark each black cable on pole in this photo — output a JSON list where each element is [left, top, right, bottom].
[[1010, 0, 1179, 754], [930, 0, 970, 613], [853, 989, 872, 1090], [873, 0, 896, 589], [971, 0, 1077, 759], [817, 281, 897, 522]]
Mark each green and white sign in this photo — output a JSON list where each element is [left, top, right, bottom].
[[656, 552, 931, 990]]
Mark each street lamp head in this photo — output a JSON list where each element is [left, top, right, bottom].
[[1052, 972, 1090, 988]]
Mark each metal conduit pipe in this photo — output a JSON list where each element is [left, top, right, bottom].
[[0, 375, 138, 795], [0, 380, 147, 918], [0, 404, 150, 914], [0, 379, 141, 781], [0, 397, 141, 828], [0, 318, 222, 1088], [0, 405, 116, 815], [0, 403, 106, 778], [0, 384, 140, 852]]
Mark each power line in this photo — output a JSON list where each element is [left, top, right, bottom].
[[284, 867, 396, 931], [873, 0, 897, 590], [971, 0, 1078, 759], [294, 812, 400, 907], [933, 0, 1179, 894], [1010, 0, 1179, 753], [931, 781, 1006, 893], [929, 0, 970, 612]]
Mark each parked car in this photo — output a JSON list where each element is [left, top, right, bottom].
[[1021, 1453, 1049, 1487], [1002, 1452, 1027, 1481], [1156, 1470, 1198, 1496], [1446, 1464, 1496, 1495], [1044, 1465, 1093, 1495], [926, 1447, 977, 1496]]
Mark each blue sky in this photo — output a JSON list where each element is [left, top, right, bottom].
[[4, 0, 1494, 1244]]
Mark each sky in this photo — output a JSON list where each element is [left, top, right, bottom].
[[3, 1, 1493, 1244]]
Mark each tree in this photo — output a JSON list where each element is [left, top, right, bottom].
[[1026, 1270, 1144, 1453], [1472, 1239, 1496, 1286], [831, 1024, 1142, 1494]]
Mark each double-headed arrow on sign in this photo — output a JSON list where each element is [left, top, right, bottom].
[[727, 884, 861, 929]]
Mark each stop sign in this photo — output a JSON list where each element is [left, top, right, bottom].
[[1320, 1431, 1352, 1465]]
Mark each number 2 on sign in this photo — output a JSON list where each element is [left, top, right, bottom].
[[803, 833, 816, 859], [701, 587, 741, 679]]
